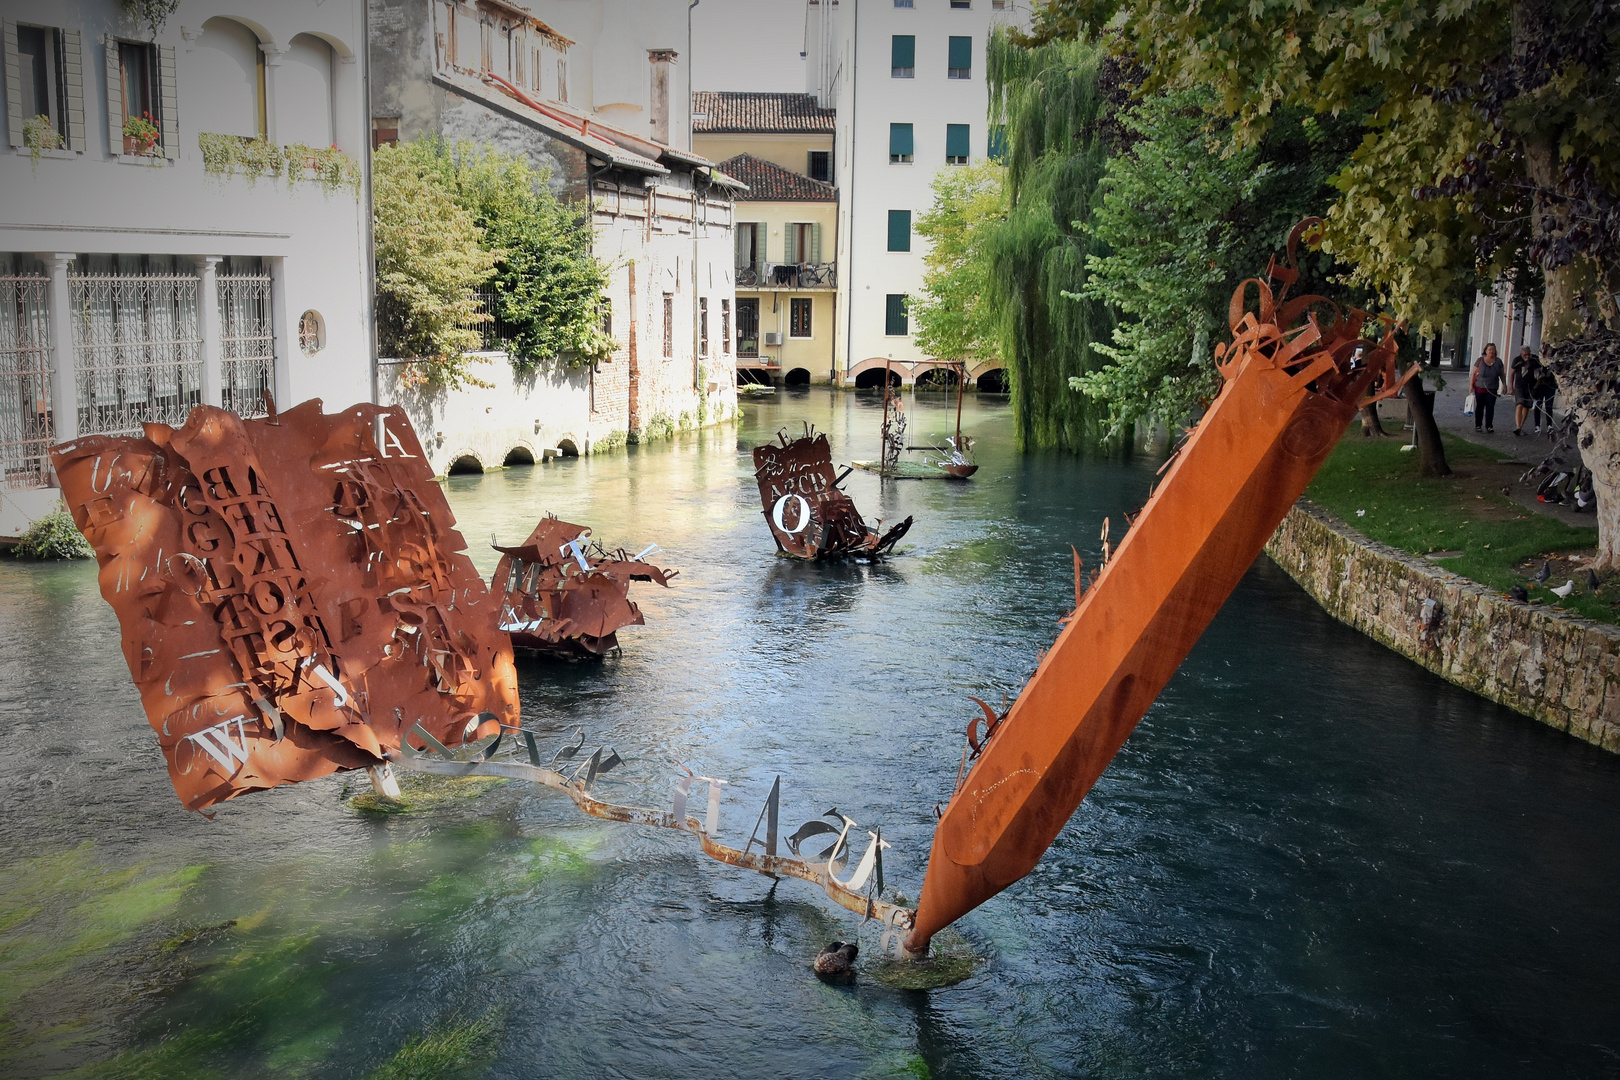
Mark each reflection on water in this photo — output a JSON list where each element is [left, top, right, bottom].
[[2, 387, 1618, 1078]]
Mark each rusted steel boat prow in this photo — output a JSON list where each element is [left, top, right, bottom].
[[753, 425, 913, 560], [905, 224, 1414, 953]]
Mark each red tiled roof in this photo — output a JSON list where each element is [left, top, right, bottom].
[[716, 154, 836, 201], [692, 92, 835, 134]]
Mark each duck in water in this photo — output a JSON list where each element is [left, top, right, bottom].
[[813, 941, 859, 981]]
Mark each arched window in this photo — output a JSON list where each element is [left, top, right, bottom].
[[193, 18, 264, 138], [280, 34, 335, 147], [298, 310, 324, 355]]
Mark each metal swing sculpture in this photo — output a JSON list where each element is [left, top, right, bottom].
[[54, 222, 1414, 958]]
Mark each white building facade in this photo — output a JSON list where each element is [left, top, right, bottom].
[[805, 0, 1024, 388], [0, 0, 373, 537]]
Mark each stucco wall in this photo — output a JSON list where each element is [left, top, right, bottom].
[[1266, 500, 1620, 752], [695, 133, 833, 176]]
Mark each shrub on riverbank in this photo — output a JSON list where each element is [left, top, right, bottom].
[[1307, 428, 1610, 624], [12, 506, 93, 560]]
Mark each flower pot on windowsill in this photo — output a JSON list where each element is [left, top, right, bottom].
[[123, 135, 160, 157]]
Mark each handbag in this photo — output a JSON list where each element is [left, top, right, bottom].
[[1463, 393, 1476, 416]]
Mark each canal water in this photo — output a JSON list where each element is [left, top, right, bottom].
[[2, 387, 1618, 1078]]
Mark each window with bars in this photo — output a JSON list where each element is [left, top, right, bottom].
[[699, 297, 709, 356], [889, 123, 913, 163], [71, 258, 203, 437], [887, 210, 911, 252], [790, 298, 812, 338], [219, 266, 274, 417], [948, 36, 972, 79], [662, 294, 674, 358], [0, 269, 54, 490], [721, 299, 731, 355], [885, 294, 909, 336], [891, 35, 914, 78], [946, 123, 970, 164]]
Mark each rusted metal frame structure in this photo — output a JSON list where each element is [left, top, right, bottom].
[[386, 727, 914, 942], [902, 221, 1416, 954], [753, 424, 911, 560]]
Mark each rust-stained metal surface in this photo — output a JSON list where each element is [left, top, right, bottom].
[[50, 400, 521, 811], [753, 425, 912, 560], [492, 516, 674, 657], [905, 222, 1417, 954]]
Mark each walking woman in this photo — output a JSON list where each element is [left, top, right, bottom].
[[1471, 343, 1505, 433]]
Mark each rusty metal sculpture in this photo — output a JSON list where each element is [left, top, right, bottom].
[[50, 400, 521, 811], [493, 516, 674, 658], [902, 221, 1415, 955], [754, 425, 912, 560]]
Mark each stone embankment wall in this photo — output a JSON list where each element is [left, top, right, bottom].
[[1266, 501, 1620, 752]]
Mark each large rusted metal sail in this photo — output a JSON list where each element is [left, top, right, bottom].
[[50, 400, 520, 810], [753, 425, 912, 559], [492, 516, 674, 658], [904, 225, 1416, 954]]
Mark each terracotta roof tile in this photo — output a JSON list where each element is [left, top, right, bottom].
[[692, 92, 836, 134], [716, 154, 836, 201]]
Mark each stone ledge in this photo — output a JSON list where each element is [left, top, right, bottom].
[[1265, 500, 1620, 752]]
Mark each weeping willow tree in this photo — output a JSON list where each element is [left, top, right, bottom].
[[985, 30, 1115, 452]]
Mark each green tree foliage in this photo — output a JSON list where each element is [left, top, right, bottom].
[[985, 30, 1115, 452], [912, 160, 1006, 365], [372, 141, 495, 387], [1031, 0, 1620, 565], [415, 141, 614, 368]]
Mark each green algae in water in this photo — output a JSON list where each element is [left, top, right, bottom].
[[864, 929, 983, 991], [363, 1008, 503, 1080], [348, 773, 509, 816]]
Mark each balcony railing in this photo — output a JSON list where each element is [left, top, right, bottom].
[[736, 262, 836, 290]]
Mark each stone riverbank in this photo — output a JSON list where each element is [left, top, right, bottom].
[[1266, 501, 1620, 752]]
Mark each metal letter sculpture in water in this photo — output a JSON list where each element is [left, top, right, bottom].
[[492, 516, 675, 658], [753, 425, 913, 560], [50, 400, 521, 810], [902, 221, 1416, 954]]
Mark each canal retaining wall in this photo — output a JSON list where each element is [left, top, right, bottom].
[[1266, 501, 1620, 752]]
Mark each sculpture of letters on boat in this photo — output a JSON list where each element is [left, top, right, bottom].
[[50, 400, 520, 811], [753, 425, 912, 560], [492, 516, 675, 658]]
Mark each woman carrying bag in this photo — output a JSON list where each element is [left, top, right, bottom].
[[1470, 343, 1505, 434]]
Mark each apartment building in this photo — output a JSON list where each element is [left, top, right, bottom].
[[693, 91, 837, 385], [0, 0, 373, 537], [806, 0, 1023, 388], [368, 0, 739, 470]]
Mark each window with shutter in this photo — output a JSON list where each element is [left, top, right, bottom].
[[948, 36, 971, 79], [8, 23, 73, 147], [699, 297, 709, 356], [891, 35, 914, 78], [157, 44, 176, 159], [889, 123, 913, 163], [3, 22, 23, 148], [61, 28, 84, 151], [885, 294, 909, 336], [103, 34, 120, 153], [887, 210, 911, 252], [784, 224, 797, 265], [721, 299, 731, 355], [810, 222, 822, 264], [946, 123, 969, 164]]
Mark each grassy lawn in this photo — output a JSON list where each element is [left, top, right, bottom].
[[1305, 426, 1613, 625]]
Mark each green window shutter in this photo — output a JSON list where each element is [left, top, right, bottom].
[[891, 35, 914, 72], [157, 44, 177, 159], [784, 223, 797, 265], [945, 123, 969, 160], [887, 210, 910, 252], [61, 28, 85, 151], [948, 36, 971, 73], [889, 122, 912, 159], [754, 222, 767, 263], [103, 35, 120, 154], [885, 294, 908, 336], [987, 124, 1007, 162], [3, 22, 21, 149], [810, 222, 822, 263]]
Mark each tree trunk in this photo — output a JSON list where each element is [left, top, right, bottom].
[[1359, 402, 1387, 436], [1404, 376, 1451, 477]]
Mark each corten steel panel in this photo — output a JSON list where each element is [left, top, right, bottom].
[[753, 427, 912, 560], [492, 516, 675, 658], [906, 233, 1414, 952], [50, 400, 521, 811]]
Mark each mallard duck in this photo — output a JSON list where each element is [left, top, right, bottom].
[[813, 941, 858, 981]]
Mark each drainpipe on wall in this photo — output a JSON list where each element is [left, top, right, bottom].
[[840, 0, 858, 388], [362, 0, 379, 404]]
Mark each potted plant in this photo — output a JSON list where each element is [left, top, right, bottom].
[[122, 112, 161, 156], [22, 114, 63, 170]]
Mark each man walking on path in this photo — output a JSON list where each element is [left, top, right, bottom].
[[1511, 345, 1539, 436], [1471, 343, 1505, 434]]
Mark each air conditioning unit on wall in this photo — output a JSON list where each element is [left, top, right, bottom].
[[763, 331, 784, 346]]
